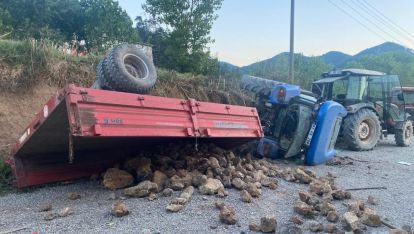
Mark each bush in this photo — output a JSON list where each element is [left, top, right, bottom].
[[0, 152, 12, 194]]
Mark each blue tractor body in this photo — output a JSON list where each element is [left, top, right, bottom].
[[254, 83, 347, 165]]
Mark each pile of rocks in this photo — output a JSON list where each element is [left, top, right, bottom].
[[97, 142, 391, 233]]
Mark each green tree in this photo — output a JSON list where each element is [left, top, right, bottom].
[[80, 0, 139, 51], [143, 0, 223, 74]]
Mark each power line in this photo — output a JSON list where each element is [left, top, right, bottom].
[[340, 0, 407, 46], [353, 0, 414, 47], [327, 0, 388, 42], [361, 0, 414, 41]]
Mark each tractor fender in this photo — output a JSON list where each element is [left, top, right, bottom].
[[346, 103, 378, 115]]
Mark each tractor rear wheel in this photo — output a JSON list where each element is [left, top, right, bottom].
[[343, 109, 381, 151], [395, 121, 413, 147]]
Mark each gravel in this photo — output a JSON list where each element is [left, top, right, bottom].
[[0, 136, 412, 234]]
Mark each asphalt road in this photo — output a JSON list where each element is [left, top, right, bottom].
[[0, 136, 412, 234]]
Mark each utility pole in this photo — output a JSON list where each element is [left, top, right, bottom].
[[289, 0, 295, 83]]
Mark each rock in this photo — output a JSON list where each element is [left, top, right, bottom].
[[268, 182, 278, 190], [162, 188, 173, 197], [245, 163, 254, 171], [68, 192, 81, 200], [44, 212, 57, 221], [332, 190, 351, 200], [58, 207, 73, 217], [317, 201, 336, 215], [169, 175, 185, 190], [148, 192, 157, 201], [294, 168, 313, 184], [249, 223, 261, 232], [135, 157, 153, 181], [38, 204, 52, 212], [124, 180, 158, 198], [166, 204, 183, 212], [219, 205, 237, 225], [278, 225, 303, 234], [240, 190, 253, 203], [254, 181, 262, 189], [343, 212, 362, 232], [324, 224, 338, 233], [103, 168, 134, 190], [260, 215, 277, 233], [327, 211, 339, 222], [216, 187, 228, 198], [171, 197, 187, 205], [192, 174, 207, 188], [199, 178, 224, 195], [294, 201, 315, 218], [215, 201, 226, 210], [309, 222, 324, 232], [180, 186, 194, 201], [232, 178, 246, 190], [152, 170, 167, 192], [289, 216, 304, 225], [111, 202, 129, 217], [346, 201, 365, 217], [309, 181, 331, 195], [246, 183, 261, 197], [360, 208, 382, 227], [209, 157, 220, 169], [367, 195, 377, 205], [298, 191, 311, 203]]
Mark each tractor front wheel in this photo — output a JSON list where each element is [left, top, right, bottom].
[[343, 109, 381, 151], [395, 121, 413, 147]]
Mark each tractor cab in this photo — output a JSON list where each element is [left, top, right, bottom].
[[312, 69, 412, 150]]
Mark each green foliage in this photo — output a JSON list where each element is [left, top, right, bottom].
[[0, 152, 12, 194], [1, 0, 138, 50], [142, 0, 223, 74], [80, 0, 139, 51], [243, 53, 332, 89], [344, 52, 414, 86]]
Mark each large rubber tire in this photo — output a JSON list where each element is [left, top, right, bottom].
[[395, 121, 413, 147], [102, 44, 157, 94], [343, 109, 381, 151]]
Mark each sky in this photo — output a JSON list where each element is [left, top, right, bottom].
[[117, 0, 414, 66]]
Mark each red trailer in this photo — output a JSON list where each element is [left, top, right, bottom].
[[9, 84, 263, 187]]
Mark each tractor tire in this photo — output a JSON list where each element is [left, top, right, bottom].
[[395, 121, 413, 147], [343, 109, 381, 151], [102, 43, 157, 94]]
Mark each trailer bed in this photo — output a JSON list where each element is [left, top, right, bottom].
[[9, 85, 263, 187]]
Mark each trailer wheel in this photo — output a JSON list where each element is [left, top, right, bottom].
[[395, 121, 413, 147], [343, 109, 381, 151], [102, 44, 157, 94]]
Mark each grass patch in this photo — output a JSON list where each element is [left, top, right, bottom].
[[0, 151, 13, 195]]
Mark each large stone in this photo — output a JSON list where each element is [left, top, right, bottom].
[[199, 178, 224, 195], [232, 178, 246, 190], [343, 212, 362, 232], [317, 201, 336, 215], [389, 229, 409, 234], [309, 180, 331, 195], [111, 202, 129, 217], [240, 189, 253, 203], [246, 183, 261, 197], [327, 211, 339, 222], [294, 168, 313, 184], [162, 188, 173, 197], [219, 205, 237, 225], [124, 180, 158, 197], [135, 157, 153, 181], [209, 157, 220, 169], [103, 168, 134, 190], [58, 207, 73, 217], [298, 191, 311, 203], [249, 223, 261, 232], [360, 208, 382, 227], [324, 224, 338, 233], [289, 216, 304, 225], [168, 175, 185, 190], [180, 186, 194, 201], [192, 174, 207, 188], [294, 201, 315, 218], [152, 170, 167, 192], [260, 215, 277, 233], [332, 190, 351, 200]]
